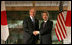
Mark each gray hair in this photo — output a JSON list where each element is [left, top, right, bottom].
[[41, 11, 49, 18]]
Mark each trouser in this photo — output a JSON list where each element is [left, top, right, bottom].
[[23, 35, 39, 44]]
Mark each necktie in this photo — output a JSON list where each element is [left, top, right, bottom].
[[32, 18, 35, 26], [43, 22, 46, 28]]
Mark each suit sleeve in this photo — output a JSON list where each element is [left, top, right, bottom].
[[23, 19, 33, 35], [40, 21, 53, 35]]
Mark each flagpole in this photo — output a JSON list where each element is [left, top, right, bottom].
[[59, 1, 63, 13]]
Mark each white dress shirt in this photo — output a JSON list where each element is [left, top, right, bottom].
[[30, 16, 34, 22], [44, 21, 47, 23], [44, 19, 48, 23]]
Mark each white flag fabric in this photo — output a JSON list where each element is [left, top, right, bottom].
[[63, 1, 71, 44], [1, 1, 9, 41]]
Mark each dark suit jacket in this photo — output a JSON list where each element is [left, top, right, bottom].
[[23, 17, 39, 44], [40, 20, 53, 44]]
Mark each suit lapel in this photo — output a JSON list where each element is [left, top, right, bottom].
[[28, 17, 35, 27], [42, 20, 49, 28], [40, 22, 44, 29], [45, 20, 50, 28]]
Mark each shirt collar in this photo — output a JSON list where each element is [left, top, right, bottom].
[[30, 16, 33, 20], [44, 21, 47, 23], [44, 19, 48, 23]]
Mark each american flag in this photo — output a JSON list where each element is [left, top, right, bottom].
[[55, 12, 67, 41]]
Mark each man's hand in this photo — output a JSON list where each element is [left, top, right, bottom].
[[33, 31, 40, 36]]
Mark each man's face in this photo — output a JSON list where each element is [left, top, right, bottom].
[[29, 9, 36, 18], [42, 13, 48, 21]]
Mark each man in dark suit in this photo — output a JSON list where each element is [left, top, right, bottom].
[[40, 11, 53, 44], [23, 8, 39, 44]]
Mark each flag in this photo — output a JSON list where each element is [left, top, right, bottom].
[[1, 1, 9, 41], [65, 1, 71, 27], [55, 12, 67, 41], [63, 1, 71, 44], [55, 1, 67, 41]]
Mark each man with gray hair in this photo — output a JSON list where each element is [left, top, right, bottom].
[[40, 11, 53, 44]]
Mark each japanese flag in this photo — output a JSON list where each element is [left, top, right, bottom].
[[1, 1, 9, 41], [63, 1, 71, 44]]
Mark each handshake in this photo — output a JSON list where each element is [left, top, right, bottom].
[[33, 31, 40, 36]]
